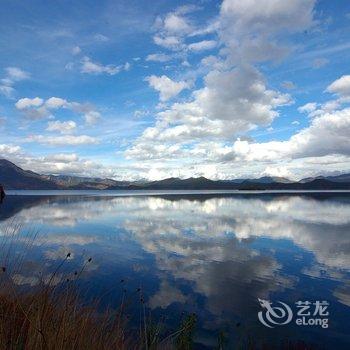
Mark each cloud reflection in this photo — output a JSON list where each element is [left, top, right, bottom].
[[1, 193, 350, 324]]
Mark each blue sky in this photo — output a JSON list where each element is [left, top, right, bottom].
[[1, 0, 350, 180]]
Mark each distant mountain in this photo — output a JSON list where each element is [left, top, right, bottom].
[[1, 158, 350, 190], [0, 159, 131, 190], [137, 176, 234, 190], [240, 176, 292, 184], [0, 159, 59, 190], [43, 174, 131, 190], [301, 174, 350, 183]]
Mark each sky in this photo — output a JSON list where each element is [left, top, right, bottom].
[[0, 0, 350, 181]]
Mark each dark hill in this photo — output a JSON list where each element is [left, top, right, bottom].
[[1, 158, 350, 190], [0, 159, 59, 190]]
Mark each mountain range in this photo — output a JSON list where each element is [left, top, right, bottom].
[[1, 158, 350, 190]]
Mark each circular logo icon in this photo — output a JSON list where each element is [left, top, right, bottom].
[[258, 298, 293, 328]]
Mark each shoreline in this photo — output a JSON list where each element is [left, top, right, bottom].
[[6, 189, 350, 197]]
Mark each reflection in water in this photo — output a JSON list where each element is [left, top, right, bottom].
[[0, 193, 350, 348]]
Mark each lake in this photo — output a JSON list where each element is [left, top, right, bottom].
[[1, 191, 350, 349]]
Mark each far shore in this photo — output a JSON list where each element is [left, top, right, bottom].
[[5, 189, 350, 197]]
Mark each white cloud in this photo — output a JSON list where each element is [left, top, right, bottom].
[[5, 67, 30, 81], [326, 75, 350, 98], [46, 120, 77, 134], [227, 107, 350, 163], [146, 75, 191, 101], [103, 0, 348, 182], [0, 67, 30, 98], [124, 62, 131, 71], [281, 81, 296, 90], [126, 93, 350, 180], [6, 0, 350, 181], [45, 97, 68, 109], [194, 66, 291, 124], [153, 35, 184, 51], [27, 134, 98, 146], [298, 102, 317, 114], [45, 153, 79, 162], [146, 53, 172, 62], [84, 111, 101, 124], [72, 46, 81, 55], [163, 12, 192, 34], [220, 0, 316, 63], [0, 85, 14, 98], [20, 154, 105, 177], [134, 65, 291, 149], [80, 56, 128, 75], [134, 109, 150, 118], [152, 6, 199, 51], [15, 96, 102, 124], [15, 97, 43, 109], [188, 40, 217, 52], [0, 144, 21, 155]]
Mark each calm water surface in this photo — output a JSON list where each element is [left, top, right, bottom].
[[1, 191, 350, 349]]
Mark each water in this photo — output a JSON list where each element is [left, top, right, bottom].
[[1, 191, 350, 349]]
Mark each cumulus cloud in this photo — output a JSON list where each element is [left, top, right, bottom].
[[45, 97, 68, 109], [129, 65, 291, 159], [123, 0, 334, 180], [5, 67, 30, 81], [162, 12, 192, 35], [5, 0, 350, 181], [16, 153, 106, 178], [126, 83, 350, 180], [326, 75, 350, 98], [153, 9, 193, 51], [151, 5, 210, 52], [298, 102, 317, 114], [223, 107, 350, 163], [0, 67, 29, 98], [0, 144, 21, 155], [15, 97, 43, 110], [15, 96, 101, 125], [153, 35, 184, 51], [84, 111, 101, 124], [80, 56, 129, 75], [194, 66, 291, 124], [146, 75, 192, 101], [219, 0, 316, 63], [46, 120, 77, 134]]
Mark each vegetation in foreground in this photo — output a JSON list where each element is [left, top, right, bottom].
[[0, 225, 320, 350], [0, 227, 198, 350]]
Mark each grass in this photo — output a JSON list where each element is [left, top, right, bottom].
[[0, 226, 197, 350]]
